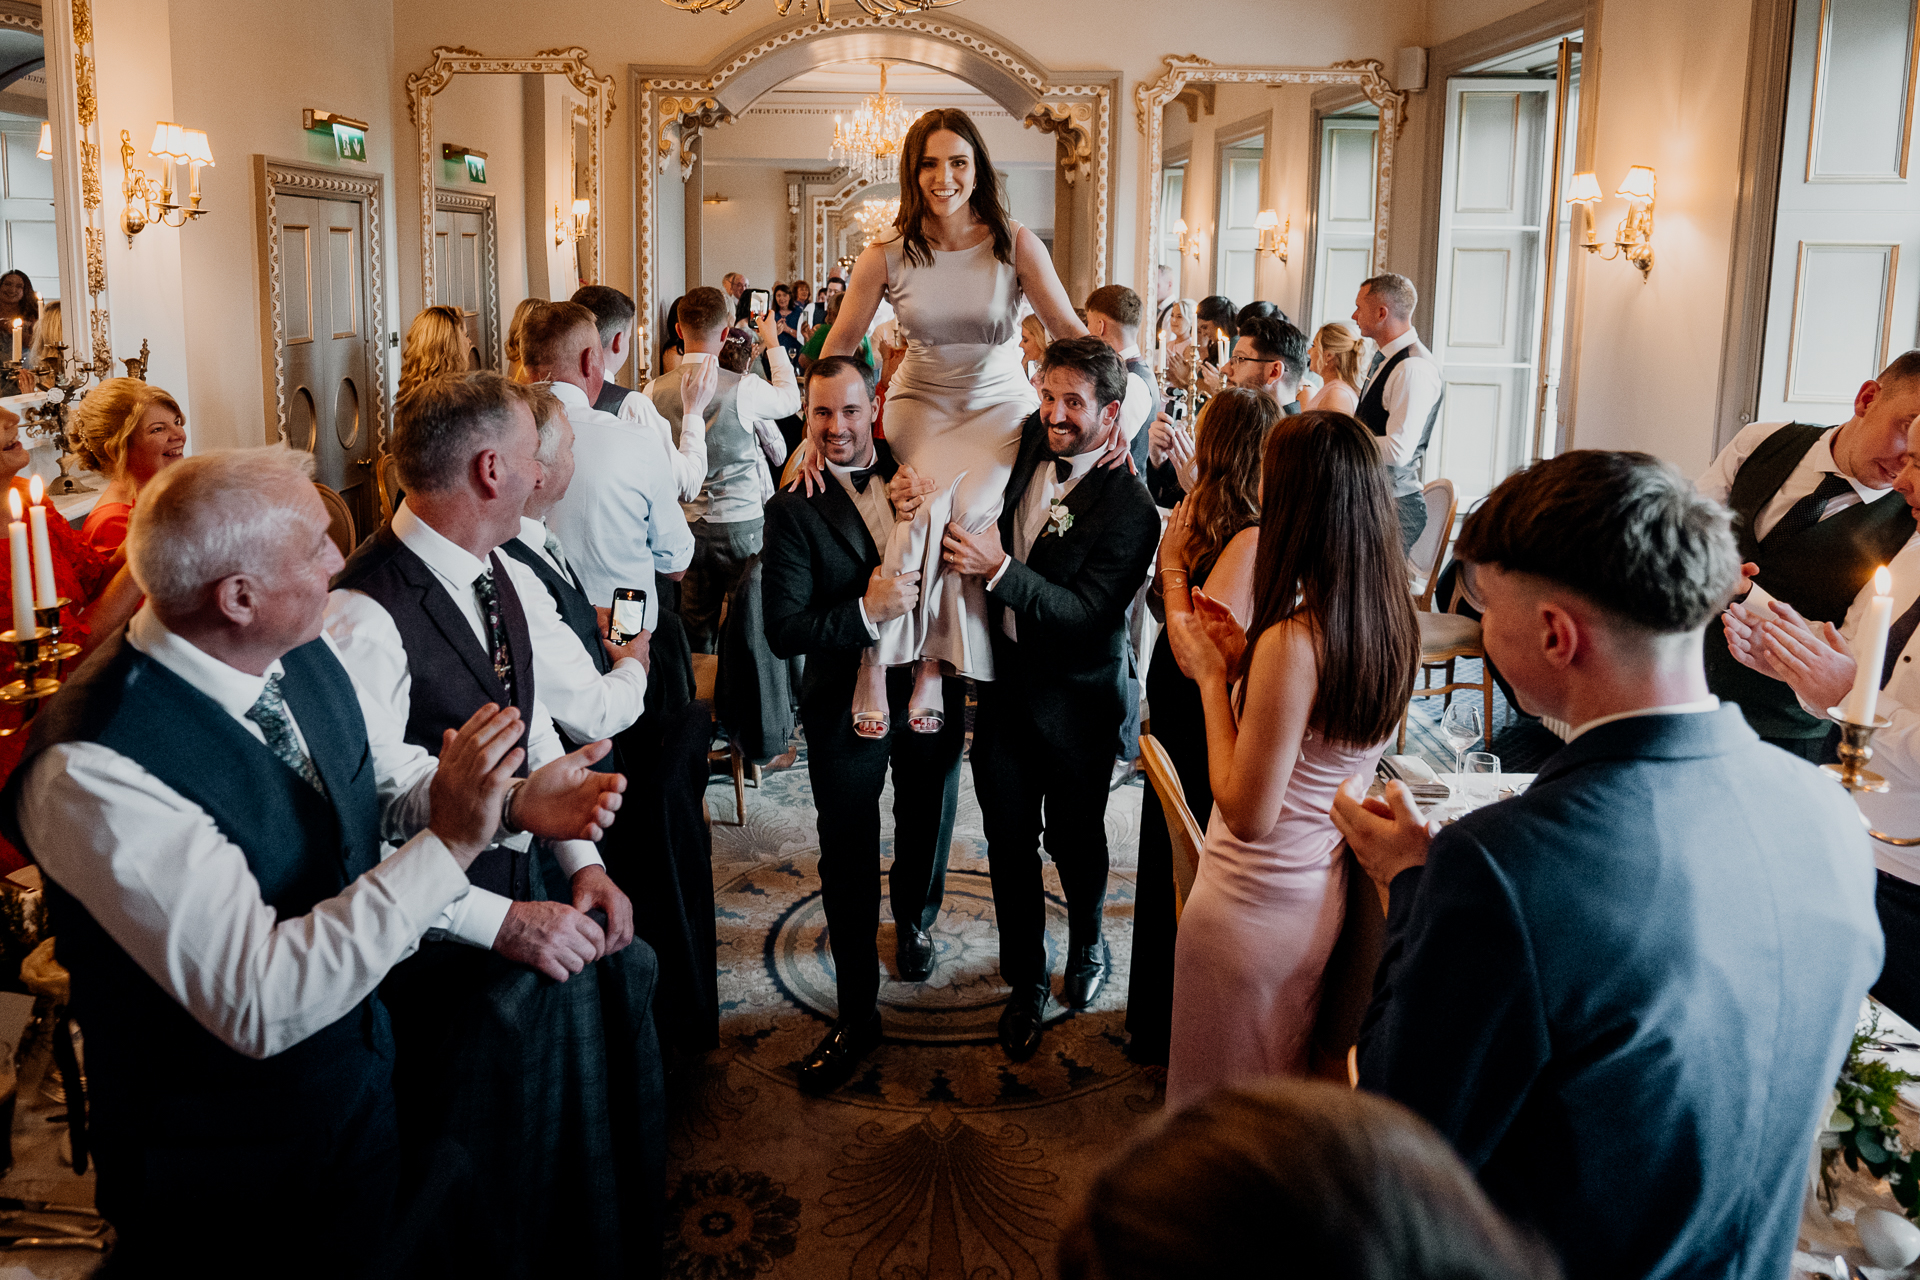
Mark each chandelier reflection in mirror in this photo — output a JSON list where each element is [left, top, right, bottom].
[[854, 198, 899, 246], [830, 64, 920, 184], [659, 0, 960, 16]]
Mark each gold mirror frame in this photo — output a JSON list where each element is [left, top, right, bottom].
[[631, 12, 1115, 360], [42, 0, 110, 376], [1135, 56, 1407, 346], [405, 45, 615, 307]]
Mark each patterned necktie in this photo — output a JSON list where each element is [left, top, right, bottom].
[[1885, 589, 1920, 689], [542, 529, 582, 593], [246, 674, 324, 795], [473, 567, 516, 699], [1770, 472, 1852, 542], [1361, 349, 1386, 393]]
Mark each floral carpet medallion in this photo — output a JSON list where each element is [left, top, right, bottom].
[[667, 754, 1164, 1278]]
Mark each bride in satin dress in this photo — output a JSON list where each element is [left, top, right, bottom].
[[823, 109, 1090, 735]]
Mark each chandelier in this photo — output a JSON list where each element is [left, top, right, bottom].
[[831, 63, 918, 184], [853, 198, 899, 245], [660, 0, 962, 17]]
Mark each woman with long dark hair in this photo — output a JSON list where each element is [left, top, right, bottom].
[[1162, 409, 1419, 1108], [0, 269, 38, 353], [1126, 388, 1277, 1065], [823, 108, 1087, 737]]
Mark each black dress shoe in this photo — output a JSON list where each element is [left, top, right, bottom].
[[896, 925, 935, 983], [998, 988, 1052, 1062], [1062, 937, 1111, 1010], [797, 1010, 882, 1095]]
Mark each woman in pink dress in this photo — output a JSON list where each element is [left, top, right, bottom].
[[1162, 410, 1419, 1110]]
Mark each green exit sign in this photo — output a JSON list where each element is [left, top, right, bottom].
[[465, 154, 486, 183], [332, 122, 366, 162]]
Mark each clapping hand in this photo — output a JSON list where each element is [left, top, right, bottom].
[[1167, 587, 1246, 684], [1164, 418, 1197, 488], [1197, 362, 1224, 396], [515, 738, 626, 842], [1159, 498, 1197, 576], [428, 704, 528, 867], [888, 464, 936, 520], [1331, 776, 1434, 904], [1723, 597, 1857, 713], [682, 356, 719, 421]]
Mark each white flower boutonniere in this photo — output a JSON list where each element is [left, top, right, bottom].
[[1044, 501, 1075, 537]]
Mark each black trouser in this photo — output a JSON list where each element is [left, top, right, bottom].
[[973, 647, 1118, 996], [682, 517, 763, 653], [1396, 491, 1428, 553], [809, 668, 965, 1020], [1875, 870, 1920, 1025]]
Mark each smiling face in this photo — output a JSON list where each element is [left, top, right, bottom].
[[127, 401, 187, 485], [1038, 366, 1120, 459], [773, 285, 792, 311], [917, 129, 977, 220], [0, 275, 24, 306], [808, 368, 875, 467]]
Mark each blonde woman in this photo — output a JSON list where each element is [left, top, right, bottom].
[[14, 299, 59, 393], [397, 305, 470, 402], [1019, 312, 1049, 384], [71, 378, 187, 555], [1163, 299, 1197, 387], [1301, 322, 1368, 416], [504, 297, 540, 381]]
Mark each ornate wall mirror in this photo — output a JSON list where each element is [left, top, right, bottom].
[[28, 0, 108, 383], [405, 46, 615, 335], [1136, 56, 1406, 351], [632, 14, 1117, 366]]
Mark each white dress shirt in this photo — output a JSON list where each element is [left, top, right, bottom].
[[989, 447, 1103, 639], [511, 516, 648, 741], [325, 501, 605, 950], [649, 350, 802, 526], [17, 607, 475, 1059], [1812, 533, 1920, 881], [1360, 329, 1444, 468], [1117, 344, 1151, 444], [546, 380, 695, 634], [1539, 698, 1721, 743], [826, 448, 895, 639], [1695, 422, 1883, 541], [616, 389, 708, 505]]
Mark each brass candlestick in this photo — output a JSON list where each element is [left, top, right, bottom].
[[34, 597, 77, 665], [0, 625, 59, 709], [1825, 708, 1920, 847]]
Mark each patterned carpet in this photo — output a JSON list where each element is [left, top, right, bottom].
[[664, 667, 1561, 1278]]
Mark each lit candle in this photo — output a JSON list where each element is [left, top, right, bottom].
[[11, 319, 20, 363], [1845, 565, 1895, 724], [7, 489, 32, 640], [26, 476, 53, 610]]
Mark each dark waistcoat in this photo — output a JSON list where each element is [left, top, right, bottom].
[[499, 536, 621, 773], [593, 378, 633, 417], [1356, 345, 1443, 497], [335, 525, 538, 895], [1126, 356, 1163, 476], [1705, 423, 1913, 738], [2, 633, 390, 1139]]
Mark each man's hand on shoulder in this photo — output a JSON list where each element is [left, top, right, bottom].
[[1331, 776, 1434, 908], [493, 901, 604, 980]]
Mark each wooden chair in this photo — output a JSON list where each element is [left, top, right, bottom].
[[313, 482, 356, 558], [375, 452, 403, 523], [1306, 848, 1385, 1087], [1139, 734, 1203, 922], [1406, 479, 1458, 611], [690, 651, 747, 826]]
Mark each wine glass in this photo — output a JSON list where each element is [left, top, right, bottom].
[[1441, 701, 1484, 775]]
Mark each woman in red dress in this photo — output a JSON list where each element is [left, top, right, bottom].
[[71, 378, 187, 556]]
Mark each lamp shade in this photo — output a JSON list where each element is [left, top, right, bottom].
[[571, 197, 590, 220], [149, 121, 190, 161], [1615, 165, 1657, 201], [34, 121, 49, 160], [1172, 218, 1188, 235], [1254, 209, 1279, 230], [182, 129, 214, 168], [1565, 171, 1603, 203]]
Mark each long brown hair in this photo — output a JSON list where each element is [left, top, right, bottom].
[[892, 109, 1013, 270], [1237, 410, 1418, 746], [1184, 388, 1276, 583]]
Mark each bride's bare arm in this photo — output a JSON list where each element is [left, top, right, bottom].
[[823, 244, 888, 359], [1013, 225, 1087, 341]]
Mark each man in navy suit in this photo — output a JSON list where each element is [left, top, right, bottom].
[[1333, 450, 1882, 1280]]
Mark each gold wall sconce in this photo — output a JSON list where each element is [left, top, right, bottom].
[[702, 192, 730, 206], [554, 198, 591, 246], [1255, 209, 1289, 263], [120, 123, 213, 246], [1173, 218, 1205, 261], [1567, 165, 1655, 280]]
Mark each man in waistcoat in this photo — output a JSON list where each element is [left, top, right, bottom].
[[1352, 272, 1444, 551], [329, 371, 667, 1275], [764, 356, 961, 1094], [5, 446, 624, 1275], [940, 338, 1161, 1061], [647, 285, 800, 652], [1696, 349, 1920, 757]]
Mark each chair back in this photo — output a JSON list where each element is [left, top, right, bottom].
[[376, 452, 403, 523], [1139, 734, 1204, 921], [1307, 847, 1385, 1085], [1406, 478, 1458, 611], [313, 483, 356, 558]]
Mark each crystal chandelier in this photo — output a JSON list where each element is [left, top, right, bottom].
[[853, 197, 899, 245], [831, 63, 918, 184]]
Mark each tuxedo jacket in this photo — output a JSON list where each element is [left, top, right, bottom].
[[985, 414, 1159, 749], [761, 442, 899, 723], [1358, 708, 1881, 1280]]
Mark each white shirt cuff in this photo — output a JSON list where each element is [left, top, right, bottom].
[[441, 884, 514, 950], [553, 839, 604, 878], [855, 596, 880, 638], [986, 555, 1013, 591]]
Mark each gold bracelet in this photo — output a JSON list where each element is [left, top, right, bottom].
[[1160, 570, 1189, 584]]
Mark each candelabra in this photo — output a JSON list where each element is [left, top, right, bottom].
[[0, 597, 75, 728], [10, 343, 97, 497], [1825, 710, 1920, 846]]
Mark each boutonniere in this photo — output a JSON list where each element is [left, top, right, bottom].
[[1044, 500, 1075, 537]]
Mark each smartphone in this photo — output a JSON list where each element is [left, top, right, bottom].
[[749, 289, 771, 318], [608, 588, 648, 644]]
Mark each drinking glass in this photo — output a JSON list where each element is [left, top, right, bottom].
[[1463, 752, 1501, 809], [1441, 702, 1484, 774]]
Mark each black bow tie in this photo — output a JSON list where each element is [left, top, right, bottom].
[[848, 466, 876, 493], [1052, 457, 1072, 484]]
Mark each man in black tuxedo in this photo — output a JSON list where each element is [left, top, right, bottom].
[[1333, 450, 1882, 1280], [941, 337, 1160, 1060], [762, 356, 961, 1094]]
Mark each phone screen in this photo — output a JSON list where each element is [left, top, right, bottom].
[[610, 591, 648, 641], [750, 290, 770, 317]]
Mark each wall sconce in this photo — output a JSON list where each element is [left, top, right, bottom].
[[703, 192, 729, 206], [554, 198, 590, 246], [442, 144, 487, 183], [120, 123, 213, 246], [1255, 210, 1290, 263], [1567, 165, 1656, 280], [34, 121, 48, 161], [1172, 219, 1205, 261]]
